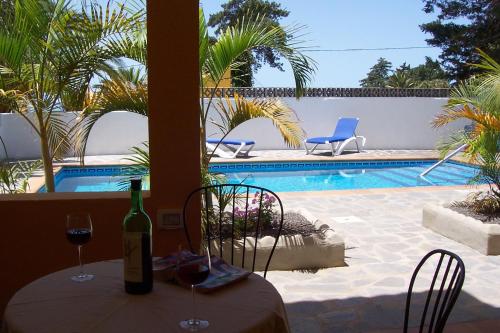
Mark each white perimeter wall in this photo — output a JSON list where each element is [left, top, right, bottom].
[[0, 112, 148, 160], [206, 97, 468, 150], [0, 97, 468, 160]]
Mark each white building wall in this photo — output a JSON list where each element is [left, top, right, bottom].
[[0, 98, 468, 159]]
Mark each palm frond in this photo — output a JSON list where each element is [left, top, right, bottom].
[[73, 73, 148, 161], [199, 8, 209, 76], [45, 112, 74, 160], [203, 12, 315, 92], [433, 51, 500, 163], [212, 94, 304, 148], [0, 159, 42, 194], [124, 141, 150, 169]]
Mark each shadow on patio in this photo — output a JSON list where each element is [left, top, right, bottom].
[[285, 290, 500, 332]]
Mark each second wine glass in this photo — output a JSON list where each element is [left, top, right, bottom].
[[66, 213, 94, 282]]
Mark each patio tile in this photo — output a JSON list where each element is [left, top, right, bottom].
[[265, 186, 500, 332]]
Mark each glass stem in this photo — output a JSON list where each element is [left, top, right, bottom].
[[78, 245, 84, 276], [191, 284, 197, 323]]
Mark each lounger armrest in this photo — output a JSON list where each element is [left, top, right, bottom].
[[355, 136, 366, 147]]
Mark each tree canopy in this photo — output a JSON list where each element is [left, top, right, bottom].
[[0, 0, 14, 27], [359, 58, 393, 87], [207, 0, 290, 87], [420, 0, 500, 81], [360, 57, 449, 88]]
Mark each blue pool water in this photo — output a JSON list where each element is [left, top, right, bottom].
[[216, 160, 481, 192], [43, 160, 481, 193], [40, 166, 147, 192]]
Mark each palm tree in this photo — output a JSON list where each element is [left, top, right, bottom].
[[432, 50, 500, 161], [76, 7, 316, 173], [386, 70, 416, 88], [433, 50, 500, 206], [0, 0, 142, 192]]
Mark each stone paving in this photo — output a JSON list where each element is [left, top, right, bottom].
[[212, 148, 441, 162], [266, 188, 500, 332]]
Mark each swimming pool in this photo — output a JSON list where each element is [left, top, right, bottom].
[[42, 160, 481, 193], [39, 166, 147, 192], [214, 160, 481, 192]]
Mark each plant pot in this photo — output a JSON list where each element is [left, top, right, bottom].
[[422, 204, 500, 255]]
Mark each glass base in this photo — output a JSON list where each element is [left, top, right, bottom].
[[71, 273, 94, 282], [179, 319, 209, 331]]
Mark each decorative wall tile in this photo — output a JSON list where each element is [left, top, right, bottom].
[[202, 87, 450, 98]]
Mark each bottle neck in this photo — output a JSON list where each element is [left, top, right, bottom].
[[130, 189, 144, 212]]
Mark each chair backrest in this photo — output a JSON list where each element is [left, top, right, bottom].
[[182, 184, 284, 278], [332, 117, 359, 138], [404, 249, 466, 333]]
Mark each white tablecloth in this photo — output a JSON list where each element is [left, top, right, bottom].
[[2, 260, 289, 333]]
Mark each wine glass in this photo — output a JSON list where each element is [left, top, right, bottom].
[[177, 249, 211, 331], [66, 213, 94, 282]]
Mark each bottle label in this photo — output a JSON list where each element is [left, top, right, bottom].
[[123, 232, 143, 282]]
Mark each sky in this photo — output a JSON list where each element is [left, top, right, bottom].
[[200, 0, 442, 87], [94, 0, 444, 87]]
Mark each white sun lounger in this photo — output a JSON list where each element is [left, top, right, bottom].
[[206, 138, 255, 159]]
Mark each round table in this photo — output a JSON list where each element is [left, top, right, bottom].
[[2, 260, 289, 333]]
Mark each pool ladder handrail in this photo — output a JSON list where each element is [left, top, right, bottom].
[[419, 144, 468, 177]]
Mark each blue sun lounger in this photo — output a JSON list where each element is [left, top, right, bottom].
[[206, 138, 255, 158], [304, 117, 366, 156]]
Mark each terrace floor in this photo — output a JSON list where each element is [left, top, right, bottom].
[[48, 149, 443, 166], [220, 149, 496, 332], [45, 150, 499, 331], [268, 188, 500, 333]]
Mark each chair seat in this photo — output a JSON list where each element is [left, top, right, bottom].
[[305, 136, 351, 144], [207, 138, 255, 145]]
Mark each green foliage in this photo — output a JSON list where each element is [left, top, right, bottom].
[[359, 58, 392, 88], [0, 134, 42, 193], [77, 6, 314, 187], [386, 70, 416, 88], [204, 189, 278, 240], [433, 50, 500, 216], [0, 0, 143, 191], [210, 94, 304, 150], [409, 57, 448, 82], [0, 0, 14, 27], [207, 0, 290, 87], [475, 152, 500, 200], [125, 141, 150, 169], [0, 159, 43, 193], [433, 50, 500, 161], [421, 0, 500, 81], [232, 191, 277, 237], [361, 56, 450, 88]]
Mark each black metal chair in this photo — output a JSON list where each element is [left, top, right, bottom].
[[182, 184, 284, 278], [404, 249, 466, 333]]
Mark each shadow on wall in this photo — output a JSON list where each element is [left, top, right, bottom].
[[285, 290, 500, 332]]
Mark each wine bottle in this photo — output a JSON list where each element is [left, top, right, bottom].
[[123, 178, 153, 294]]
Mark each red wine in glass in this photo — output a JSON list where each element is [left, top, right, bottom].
[[177, 263, 210, 286], [66, 213, 94, 282], [66, 228, 92, 246], [177, 254, 211, 331]]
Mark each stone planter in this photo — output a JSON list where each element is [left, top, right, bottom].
[[211, 208, 345, 271], [422, 204, 500, 255]]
